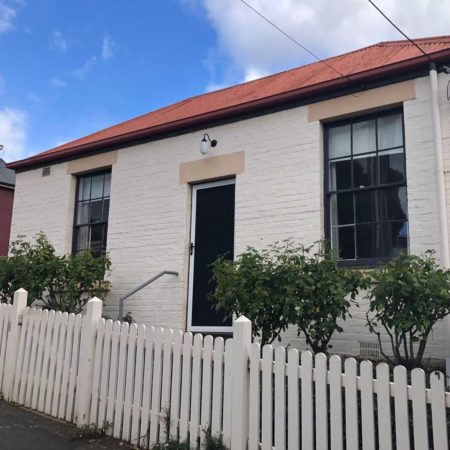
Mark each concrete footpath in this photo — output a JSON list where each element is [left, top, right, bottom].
[[0, 400, 135, 449]]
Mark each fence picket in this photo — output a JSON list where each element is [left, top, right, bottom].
[[106, 321, 121, 435], [200, 335, 214, 445], [315, 352, 328, 450], [37, 310, 54, 411], [222, 338, 233, 448], [58, 313, 75, 419], [179, 332, 193, 443], [139, 326, 155, 448], [210, 337, 224, 437], [131, 324, 147, 445], [274, 346, 286, 450], [430, 371, 448, 450], [249, 342, 261, 450], [0, 305, 10, 389], [122, 323, 138, 442], [329, 355, 343, 450], [190, 333, 203, 448], [113, 322, 130, 439], [12, 308, 28, 403], [375, 363, 392, 450], [169, 330, 183, 441], [344, 357, 358, 450], [98, 319, 113, 429], [52, 312, 68, 416], [261, 345, 273, 450], [25, 309, 42, 408], [360, 360, 375, 450], [160, 328, 174, 441], [287, 349, 299, 450], [301, 351, 314, 450], [149, 327, 164, 447], [44, 311, 62, 414], [32, 310, 48, 410], [411, 369, 429, 450], [19, 309, 37, 405], [90, 318, 105, 427], [66, 314, 82, 422], [394, 365, 410, 450]]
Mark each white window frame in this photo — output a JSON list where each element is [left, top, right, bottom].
[[187, 178, 235, 333]]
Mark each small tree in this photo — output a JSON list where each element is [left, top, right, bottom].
[[366, 251, 450, 368], [211, 240, 365, 350], [210, 243, 294, 345], [0, 233, 111, 313], [286, 242, 365, 353]]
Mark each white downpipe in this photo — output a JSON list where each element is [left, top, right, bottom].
[[429, 63, 450, 384]]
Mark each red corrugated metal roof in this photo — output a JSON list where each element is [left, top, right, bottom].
[[9, 36, 450, 170]]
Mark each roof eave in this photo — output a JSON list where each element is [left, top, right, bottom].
[[8, 49, 450, 171]]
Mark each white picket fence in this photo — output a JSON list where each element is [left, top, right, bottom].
[[0, 289, 449, 450]]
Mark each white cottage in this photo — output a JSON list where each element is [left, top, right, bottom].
[[7, 36, 450, 364]]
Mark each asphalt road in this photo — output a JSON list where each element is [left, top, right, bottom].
[[0, 400, 135, 450]]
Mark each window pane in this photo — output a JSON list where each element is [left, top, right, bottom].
[[329, 159, 351, 190], [78, 177, 91, 201], [332, 226, 355, 260], [333, 192, 354, 225], [104, 172, 111, 197], [76, 202, 90, 225], [380, 221, 408, 257], [379, 149, 405, 184], [90, 224, 104, 255], [356, 223, 378, 259], [102, 199, 110, 222], [378, 113, 403, 149], [91, 174, 104, 199], [353, 120, 376, 155], [90, 200, 103, 223], [76, 226, 90, 251], [328, 125, 351, 159], [379, 186, 407, 221], [353, 153, 376, 188], [355, 190, 377, 223]]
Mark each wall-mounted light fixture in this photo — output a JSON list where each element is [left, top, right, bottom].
[[199, 133, 217, 155]]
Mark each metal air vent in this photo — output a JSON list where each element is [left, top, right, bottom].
[[42, 166, 51, 177], [359, 341, 380, 359]]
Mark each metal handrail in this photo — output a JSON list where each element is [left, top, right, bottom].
[[118, 270, 179, 320]]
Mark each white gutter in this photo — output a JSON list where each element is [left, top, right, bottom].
[[429, 63, 450, 384]]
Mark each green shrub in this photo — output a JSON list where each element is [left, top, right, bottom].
[[0, 232, 111, 314], [211, 240, 366, 351], [366, 250, 450, 368]]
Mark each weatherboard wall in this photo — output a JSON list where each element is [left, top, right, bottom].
[[9, 73, 450, 359]]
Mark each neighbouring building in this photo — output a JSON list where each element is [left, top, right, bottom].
[[7, 36, 450, 363], [0, 158, 15, 256]]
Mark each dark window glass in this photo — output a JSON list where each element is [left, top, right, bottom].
[[73, 170, 111, 257], [326, 110, 408, 263]]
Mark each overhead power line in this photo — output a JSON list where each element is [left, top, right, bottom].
[[366, 0, 434, 63], [239, 0, 357, 85]]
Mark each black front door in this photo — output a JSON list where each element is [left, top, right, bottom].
[[188, 179, 235, 331]]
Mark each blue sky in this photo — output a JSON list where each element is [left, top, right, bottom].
[[0, 0, 448, 162]]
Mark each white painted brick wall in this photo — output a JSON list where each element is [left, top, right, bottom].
[[9, 73, 450, 359]]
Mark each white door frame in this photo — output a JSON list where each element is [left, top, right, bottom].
[[187, 178, 235, 333]]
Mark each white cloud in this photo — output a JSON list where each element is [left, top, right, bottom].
[[51, 30, 69, 52], [101, 35, 117, 60], [189, 0, 450, 88], [0, 107, 27, 162], [50, 77, 66, 87], [0, 0, 21, 34], [72, 56, 97, 80]]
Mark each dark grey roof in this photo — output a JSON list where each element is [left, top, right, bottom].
[[0, 158, 15, 187]]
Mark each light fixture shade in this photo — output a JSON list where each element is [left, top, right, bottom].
[[200, 139, 210, 155]]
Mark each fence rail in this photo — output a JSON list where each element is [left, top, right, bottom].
[[0, 289, 449, 450]]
